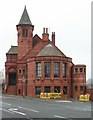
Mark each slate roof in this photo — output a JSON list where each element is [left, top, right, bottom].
[[18, 6, 33, 26], [36, 44, 62, 57], [7, 46, 18, 54], [33, 34, 41, 47], [6, 35, 41, 56]]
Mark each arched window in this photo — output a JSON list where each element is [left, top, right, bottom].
[[8, 72, 16, 85], [8, 68, 16, 85], [22, 29, 28, 37]]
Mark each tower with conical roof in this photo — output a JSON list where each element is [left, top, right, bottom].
[[16, 6, 34, 59]]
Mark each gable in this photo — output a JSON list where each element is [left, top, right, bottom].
[[36, 44, 62, 57], [33, 34, 41, 47]]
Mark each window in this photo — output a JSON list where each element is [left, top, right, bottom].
[[26, 29, 28, 37], [80, 86, 83, 92], [19, 70, 21, 73], [22, 29, 25, 37], [8, 72, 16, 85], [44, 86, 51, 93], [54, 62, 60, 77], [18, 89, 21, 94], [35, 86, 41, 95], [36, 63, 41, 78], [63, 86, 67, 94], [75, 86, 78, 91], [45, 62, 51, 77], [54, 86, 60, 93], [22, 29, 28, 37], [62, 63, 66, 77], [80, 68, 83, 72], [64, 79, 67, 81], [23, 69, 25, 73], [75, 68, 78, 73]]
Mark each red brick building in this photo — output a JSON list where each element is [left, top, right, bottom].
[[5, 6, 87, 99]]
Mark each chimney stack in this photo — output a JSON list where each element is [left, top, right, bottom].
[[52, 32, 55, 45], [46, 28, 48, 33], [42, 28, 49, 42], [43, 28, 45, 33]]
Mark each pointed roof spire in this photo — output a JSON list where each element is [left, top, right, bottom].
[[18, 6, 33, 26]]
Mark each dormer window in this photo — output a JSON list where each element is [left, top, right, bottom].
[[22, 29, 28, 37]]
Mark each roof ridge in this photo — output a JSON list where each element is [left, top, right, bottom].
[[36, 43, 63, 57], [11, 46, 18, 47]]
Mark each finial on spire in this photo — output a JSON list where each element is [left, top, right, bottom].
[[24, 5, 26, 9]]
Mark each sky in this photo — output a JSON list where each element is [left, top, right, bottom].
[[0, 0, 91, 80]]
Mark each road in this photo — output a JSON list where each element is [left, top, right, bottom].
[[0, 94, 92, 120]]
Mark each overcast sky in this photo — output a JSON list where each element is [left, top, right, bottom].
[[0, 0, 91, 80]]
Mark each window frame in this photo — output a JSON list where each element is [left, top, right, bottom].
[[19, 69, 21, 74], [54, 86, 60, 93], [75, 68, 78, 73], [80, 68, 83, 73], [44, 86, 51, 93], [62, 63, 66, 77], [63, 86, 68, 95], [35, 86, 41, 95], [36, 62, 42, 78], [54, 62, 60, 78], [22, 29, 28, 37], [75, 86, 78, 91], [80, 86, 83, 92], [44, 62, 51, 78], [8, 72, 16, 85]]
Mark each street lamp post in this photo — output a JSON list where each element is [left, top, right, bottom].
[[22, 77, 26, 98]]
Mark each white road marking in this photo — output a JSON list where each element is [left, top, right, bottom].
[[54, 115, 72, 120], [0, 102, 11, 106], [18, 106, 39, 113], [0, 108, 14, 114], [9, 108, 26, 116], [54, 115, 66, 118], [55, 100, 72, 103], [1, 96, 18, 100]]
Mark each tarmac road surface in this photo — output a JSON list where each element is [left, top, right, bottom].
[[0, 94, 92, 120]]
